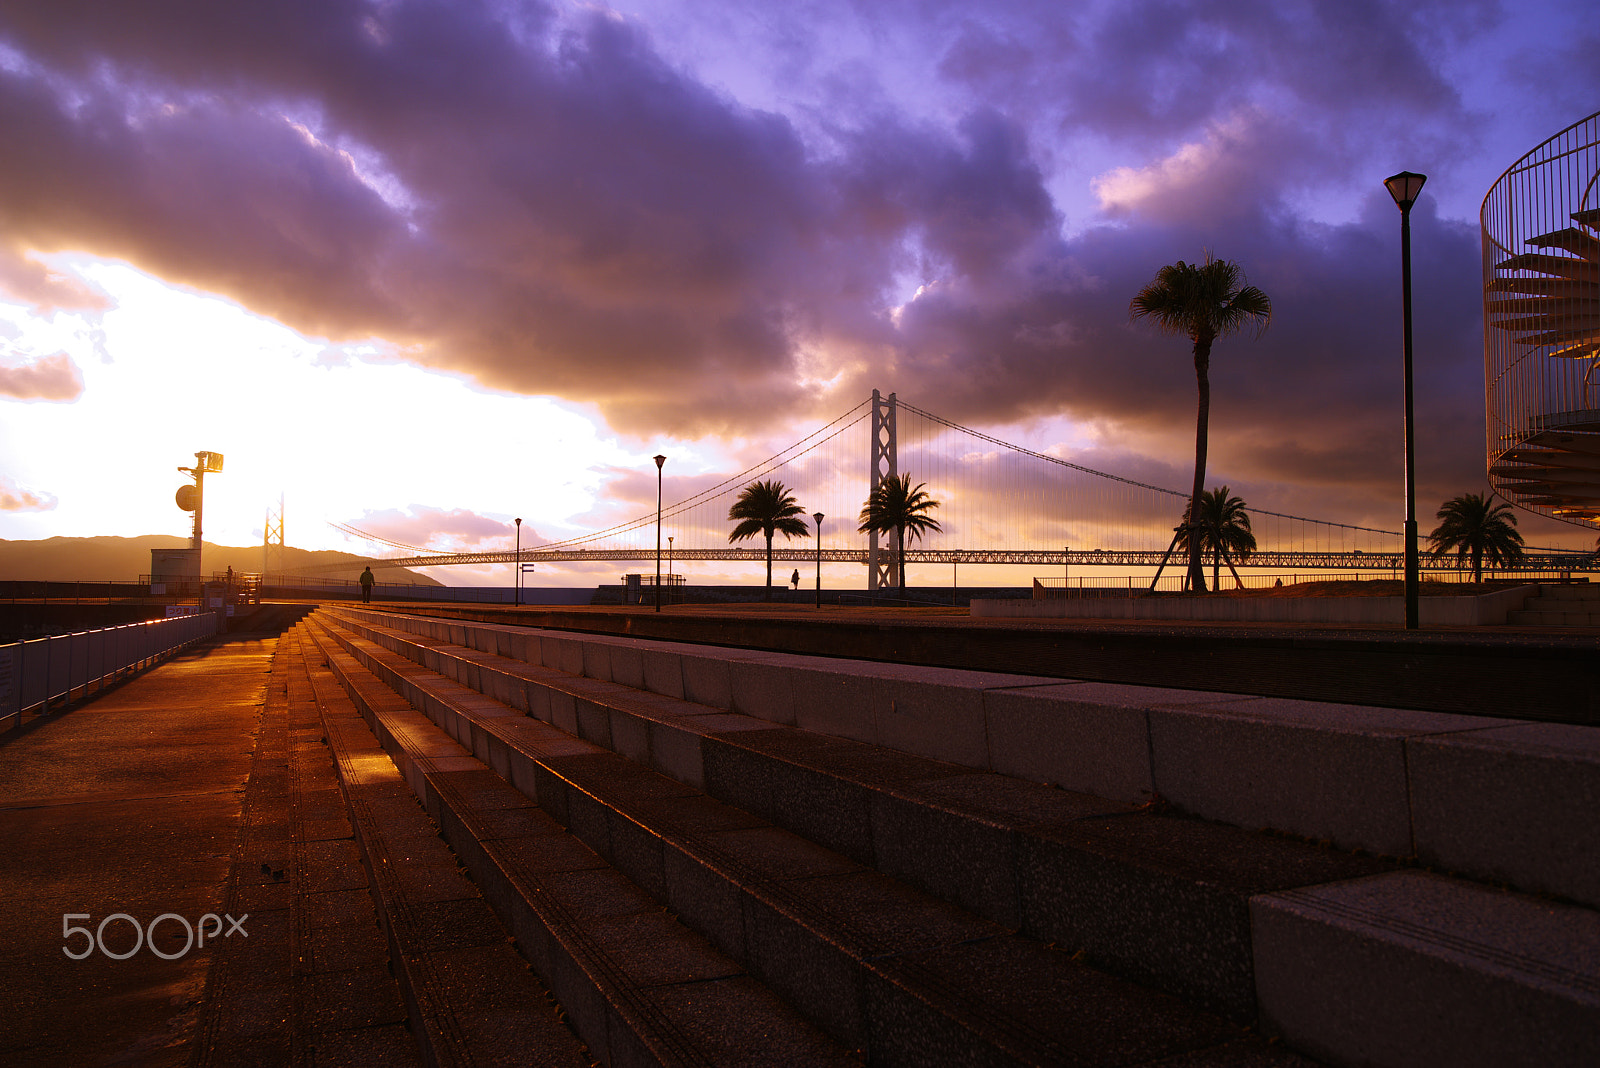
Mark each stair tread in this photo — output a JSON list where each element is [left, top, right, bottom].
[[292, 627, 596, 1068], [301, 617, 863, 1066], [306, 612, 1292, 1064]]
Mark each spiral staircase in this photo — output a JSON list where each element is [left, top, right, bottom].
[[1483, 112, 1600, 530]]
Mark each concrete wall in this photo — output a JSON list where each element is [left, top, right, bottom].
[[973, 584, 1539, 626]]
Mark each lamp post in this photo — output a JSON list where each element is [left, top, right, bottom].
[[668, 536, 674, 577], [514, 518, 522, 606], [1384, 170, 1426, 630], [177, 451, 223, 611], [812, 512, 824, 608], [653, 454, 666, 612]]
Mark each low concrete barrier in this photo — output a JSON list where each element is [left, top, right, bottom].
[[973, 584, 1539, 625], [329, 606, 1600, 911]]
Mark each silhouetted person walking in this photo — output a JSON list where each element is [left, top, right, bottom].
[[359, 566, 375, 603], [790, 569, 800, 591]]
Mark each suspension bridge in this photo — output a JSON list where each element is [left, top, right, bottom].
[[310, 391, 1598, 584]]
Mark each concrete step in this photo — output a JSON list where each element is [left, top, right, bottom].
[[315, 606, 1600, 1068], [288, 628, 595, 1067], [297, 618, 861, 1067], [323, 606, 1600, 916], [1507, 583, 1600, 625], [1507, 608, 1600, 626], [300, 613, 1305, 1066], [1532, 584, 1600, 602], [190, 631, 426, 1065]]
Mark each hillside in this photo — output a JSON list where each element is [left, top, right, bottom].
[[0, 535, 443, 585]]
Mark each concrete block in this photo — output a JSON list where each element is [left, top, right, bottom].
[[607, 705, 651, 766], [787, 662, 881, 743], [726, 657, 804, 726], [1148, 698, 1499, 857], [549, 688, 578, 735], [524, 678, 550, 721], [503, 630, 539, 666], [866, 665, 1034, 767], [1409, 722, 1600, 907], [868, 791, 1018, 927], [574, 697, 613, 749], [1252, 871, 1600, 1068], [680, 647, 776, 711], [1016, 813, 1393, 1023], [580, 640, 612, 682], [542, 634, 585, 674], [983, 682, 1155, 803], [641, 649, 686, 699], [606, 643, 646, 689]]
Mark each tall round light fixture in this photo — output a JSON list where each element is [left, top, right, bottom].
[[653, 454, 667, 612], [812, 512, 825, 608], [1385, 170, 1426, 630]]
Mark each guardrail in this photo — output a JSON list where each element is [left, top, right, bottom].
[[0, 610, 218, 730]]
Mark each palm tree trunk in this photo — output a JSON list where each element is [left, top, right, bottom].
[[764, 532, 773, 600], [1222, 550, 1245, 589], [1188, 339, 1212, 593], [897, 524, 907, 591], [1472, 546, 1482, 584]]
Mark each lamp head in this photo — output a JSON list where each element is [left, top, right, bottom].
[[813, 512, 824, 526], [515, 517, 521, 527], [653, 454, 667, 469], [1383, 171, 1427, 211]]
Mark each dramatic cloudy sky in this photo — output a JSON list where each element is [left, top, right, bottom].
[[1, 0, 1596, 585]]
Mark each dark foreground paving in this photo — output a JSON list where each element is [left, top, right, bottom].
[[0, 637, 269, 1066]]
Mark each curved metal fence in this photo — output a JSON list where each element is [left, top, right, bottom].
[[0, 611, 218, 729], [1481, 110, 1600, 530]]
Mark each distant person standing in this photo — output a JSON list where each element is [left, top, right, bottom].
[[790, 568, 800, 591], [359, 566, 375, 603]]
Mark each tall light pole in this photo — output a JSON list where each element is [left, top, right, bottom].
[[668, 536, 674, 577], [1385, 170, 1426, 630], [514, 517, 522, 606], [177, 451, 223, 611], [653, 454, 666, 612], [812, 512, 824, 608]]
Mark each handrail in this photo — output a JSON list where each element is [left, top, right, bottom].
[[0, 610, 218, 730]]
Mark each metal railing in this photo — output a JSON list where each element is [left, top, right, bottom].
[[1033, 571, 1588, 596], [0, 609, 217, 730]]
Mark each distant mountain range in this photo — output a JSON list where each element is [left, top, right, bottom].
[[0, 535, 443, 585]]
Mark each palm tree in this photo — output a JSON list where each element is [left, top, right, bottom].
[[857, 473, 942, 590], [1176, 486, 1257, 590], [1427, 493, 1524, 582], [1130, 254, 1271, 593], [727, 479, 811, 600]]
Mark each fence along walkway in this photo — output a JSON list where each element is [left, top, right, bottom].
[[0, 611, 217, 730]]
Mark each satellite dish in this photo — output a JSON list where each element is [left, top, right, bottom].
[[176, 484, 198, 511]]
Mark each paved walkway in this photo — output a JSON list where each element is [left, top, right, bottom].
[[0, 636, 271, 1067]]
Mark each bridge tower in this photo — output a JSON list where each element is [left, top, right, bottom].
[[263, 494, 285, 585], [866, 390, 899, 588]]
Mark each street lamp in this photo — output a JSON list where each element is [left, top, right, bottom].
[[813, 512, 824, 608], [668, 536, 674, 577], [1384, 170, 1426, 630], [177, 451, 223, 611], [514, 517, 522, 607], [653, 454, 666, 612]]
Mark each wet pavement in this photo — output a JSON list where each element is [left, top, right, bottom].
[[0, 635, 271, 1067]]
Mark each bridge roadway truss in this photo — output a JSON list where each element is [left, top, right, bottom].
[[298, 547, 1600, 575]]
